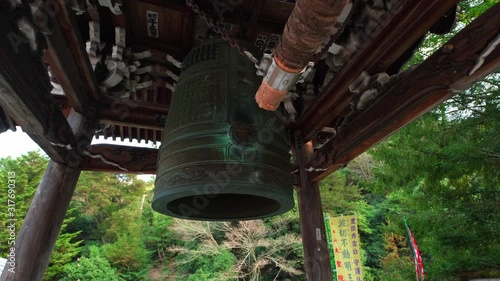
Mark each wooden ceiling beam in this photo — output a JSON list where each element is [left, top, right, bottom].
[[98, 102, 166, 130], [304, 3, 500, 182], [0, 7, 76, 163], [136, 0, 190, 12], [80, 144, 158, 174], [100, 97, 169, 114], [54, 95, 167, 130], [135, 42, 186, 61], [294, 0, 460, 138]]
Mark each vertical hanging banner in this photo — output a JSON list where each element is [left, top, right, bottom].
[[326, 214, 363, 281], [405, 221, 425, 281]]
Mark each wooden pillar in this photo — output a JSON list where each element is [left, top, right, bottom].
[[0, 162, 81, 281], [0, 110, 93, 281], [0, 1, 96, 279], [293, 131, 334, 281]]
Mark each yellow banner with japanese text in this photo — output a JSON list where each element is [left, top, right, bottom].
[[329, 215, 363, 281]]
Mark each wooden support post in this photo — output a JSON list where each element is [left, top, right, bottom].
[[0, 107, 94, 281], [0, 162, 81, 281], [293, 131, 334, 281], [0, 2, 96, 279]]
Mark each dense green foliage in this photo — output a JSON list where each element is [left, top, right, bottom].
[[0, 151, 46, 253], [60, 246, 121, 281], [366, 73, 500, 279]]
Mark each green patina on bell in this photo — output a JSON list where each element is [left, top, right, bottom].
[[153, 40, 294, 221]]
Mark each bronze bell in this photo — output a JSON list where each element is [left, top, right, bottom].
[[152, 40, 294, 221]]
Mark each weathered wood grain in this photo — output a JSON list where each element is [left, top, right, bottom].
[[293, 132, 334, 281]]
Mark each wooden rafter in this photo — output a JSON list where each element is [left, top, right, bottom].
[[81, 144, 158, 174], [305, 3, 500, 182], [294, 0, 460, 138], [45, 37, 89, 113]]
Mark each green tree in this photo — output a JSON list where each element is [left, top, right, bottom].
[[61, 245, 121, 281], [72, 172, 148, 241], [0, 153, 84, 279], [142, 198, 176, 264], [365, 1, 500, 278], [319, 165, 384, 280], [167, 219, 236, 280], [45, 208, 83, 280], [0, 152, 47, 256], [177, 248, 236, 281], [367, 72, 500, 279], [101, 194, 151, 280]]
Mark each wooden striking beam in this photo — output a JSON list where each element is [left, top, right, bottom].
[[294, 0, 460, 138], [305, 3, 500, 182], [0, 6, 75, 163], [80, 144, 158, 174], [293, 133, 333, 281]]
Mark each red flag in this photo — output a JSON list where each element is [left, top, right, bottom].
[[405, 221, 425, 281]]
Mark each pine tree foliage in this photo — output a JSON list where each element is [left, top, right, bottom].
[[44, 209, 83, 280], [60, 245, 121, 281], [0, 152, 47, 256]]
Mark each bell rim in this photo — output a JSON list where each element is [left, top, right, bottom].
[[152, 181, 294, 221]]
